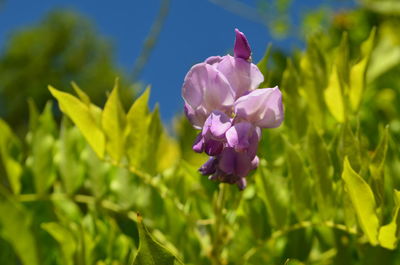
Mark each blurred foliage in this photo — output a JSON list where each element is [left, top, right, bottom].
[[0, 10, 138, 132], [1, 1, 400, 265]]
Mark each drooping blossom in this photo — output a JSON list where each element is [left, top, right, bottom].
[[182, 28, 284, 190]]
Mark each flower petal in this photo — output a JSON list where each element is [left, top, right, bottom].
[[192, 133, 204, 153], [217, 55, 263, 98], [202, 111, 232, 139], [205, 56, 223, 65], [199, 157, 217, 175], [184, 103, 206, 129], [234, 28, 251, 60], [204, 138, 224, 156], [234, 86, 284, 128], [218, 147, 252, 177]]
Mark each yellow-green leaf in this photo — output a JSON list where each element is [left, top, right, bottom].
[[49, 86, 105, 159], [324, 64, 345, 123], [0, 119, 22, 194], [42, 222, 76, 265], [342, 157, 379, 245], [0, 187, 39, 265], [349, 28, 376, 111], [132, 214, 182, 265], [378, 190, 400, 249], [102, 80, 126, 163], [125, 87, 150, 171]]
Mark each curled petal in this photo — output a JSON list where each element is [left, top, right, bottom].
[[205, 56, 223, 65], [234, 86, 284, 128], [217, 55, 263, 98], [234, 28, 251, 60], [184, 103, 207, 129], [202, 111, 232, 139]]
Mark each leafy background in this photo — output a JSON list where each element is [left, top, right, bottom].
[[1, 0, 400, 264]]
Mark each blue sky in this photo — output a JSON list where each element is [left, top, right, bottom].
[[0, 0, 355, 121]]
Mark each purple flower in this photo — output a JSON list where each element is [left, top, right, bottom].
[[182, 28, 284, 190]]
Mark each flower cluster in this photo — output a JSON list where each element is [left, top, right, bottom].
[[182, 29, 284, 190]]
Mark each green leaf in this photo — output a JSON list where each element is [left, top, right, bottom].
[[143, 106, 162, 174], [349, 28, 376, 111], [342, 157, 379, 245], [0, 119, 22, 194], [285, 142, 312, 220], [125, 87, 151, 171], [306, 126, 334, 220], [58, 120, 86, 194], [369, 126, 389, 207], [337, 123, 362, 173], [42, 222, 76, 265], [324, 64, 345, 123], [27, 102, 57, 194], [132, 214, 183, 265], [49, 85, 106, 159], [102, 79, 127, 163], [0, 187, 39, 265], [256, 160, 289, 229], [378, 190, 400, 250]]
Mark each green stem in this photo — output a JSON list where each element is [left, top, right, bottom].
[[210, 184, 228, 265]]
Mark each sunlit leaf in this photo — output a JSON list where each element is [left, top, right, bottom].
[[342, 157, 379, 245], [378, 190, 400, 249], [324, 64, 345, 123], [49, 85, 105, 159], [102, 79, 127, 163], [125, 87, 151, 171], [0, 119, 22, 194], [0, 188, 39, 265], [349, 28, 376, 111]]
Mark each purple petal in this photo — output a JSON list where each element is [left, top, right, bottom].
[[225, 122, 252, 149], [204, 138, 224, 156], [217, 55, 264, 98], [182, 63, 205, 109], [225, 122, 260, 158], [218, 147, 252, 177], [251, 155, 259, 170], [192, 133, 204, 153], [234, 28, 251, 60], [234, 86, 284, 128], [184, 103, 206, 129], [202, 111, 232, 139], [199, 157, 217, 175], [182, 63, 235, 110]]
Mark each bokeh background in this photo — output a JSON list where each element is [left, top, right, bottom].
[[0, 0, 355, 124], [1, 1, 400, 265]]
